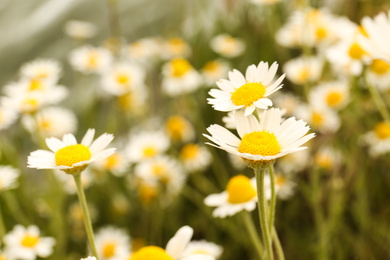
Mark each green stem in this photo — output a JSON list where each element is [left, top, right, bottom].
[[241, 211, 265, 259], [2, 191, 30, 225], [268, 165, 276, 236], [73, 173, 98, 258], [272, 226, 285, 260], [255, 167, 274, 260], [0, 201, 6, 238], [366, 79, 390, 123]]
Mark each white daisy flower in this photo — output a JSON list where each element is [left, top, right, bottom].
[[182, 240, 223, 259], [360, 10, 390, 62], [283, 56, 323, 85], [222, 111, 236, 129], [91, 145, 129, 177], [0, 249, 14, 260], [64, 20, 97, 40], [69, 45, 113, 74], [162, 37, 192, 59], [126, 130, 170, 163], [201, 60, 230, 86], [0, 166, 20, 191], [268, 173, 296, 200], [204, 175, 260, 218], [208, 62, 285, 116], [19, 59, 62, 83], [0, 105, 18, 131], [165, 115, 195, 143], [179, 143, 212, 173], [366, 59, 390, 91], [128, 37, 163, 62], [95, 226, 131, 260], [273, 92, 302, 117], [3, 225, 55, 260], [116, 86, 148, 113], [314, 146, 341, 170], [362, 121, 390, 157], [22, 107, 77, 138], [204, 108, 315, 165], [227, 153, 247, 171], [56, 169, 93, 194], [295, 105, 340, 134], [309, 81, 350, 110], [161, 58, 203, 97], [277, 149, 310, 174], [210, 34, 246, 58], [101, 62, 146, 96], [27, 129, 116, 175]]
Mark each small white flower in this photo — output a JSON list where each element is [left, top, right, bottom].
[[366, 59, 390, 91], [208, 62, 285, 116], [201, 60, 230, 86], [127, 37, 163, 62], [4, 225, 55, 260], [180, 143, 212, 173], [277, 149, 310, 174], [69, 46, 113, 74], [295, 105, 340, 133], [19, 59, 62, 83], [27, 129, 115, 175], [182, 240, 223, 259], [165, 115, 195, 143], [95, 226, 131, 260], [273, 93, 302, 117], [56, 169, 93, 194], [267, 173, 296, 200], [283, 56, 323, 85], [162, 37, 192, 59], [92, 146, 129, 177], [309, 81, 350, 110], [0, 166, 20, 191], [362, 121, 390, 157], [314, 146, 341, 170], [210, 34, 245, 58], [0, 105, 18, 131], [64, 20, 97, 40]]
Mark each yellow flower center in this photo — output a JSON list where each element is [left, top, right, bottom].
[[0, 253, 6, 260], [311, 112, 323, 126], [116, 73, 130, 85], [29, 79, 44, 91], [168, 38, 187, 55], [231, 83, 266, 107], [226, 175, 256, 204], [297, 68, 310, 82], [220, 37, 237, 54], [21, 234, 39, 248], [326, 91, 342, 107], [315, 153, 332, 169], [180, 143, 199, 160], [55, 144, 91, 167], [142, 146, 158, 158], [152, 164, 170, 185], [358, 25, 368, 37], [131, 246, 174, 260], [348, 43, 365, 60], [370, 59, 390, 75], [39, 119, 52, 131], [238, 131, 280, 156], [171, 58, 192, 77], [118, 93, 133, 110], [103, 242, 116, 258], [22, 97, 39, 113], [139, 183, 158, 204], [203, 60, 219, 73], [87, 51, 99, 69], [275, 175, 286, 186], [316, 27, 327, 40], [104, 153, 121, 170], [165, 116, 186, 140], [374, 122, 390, 139]]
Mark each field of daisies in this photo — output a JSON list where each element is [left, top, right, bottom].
[[1, 0, 390, 259]]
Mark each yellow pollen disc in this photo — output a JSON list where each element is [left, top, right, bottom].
[[370, 59, 390, 75], [116, 73, 130, 85], [297, 68, 310, 82], [131, 246, 174, 260], [22, 98, 39, 113], [0, 253, 6, 260], [87, 51, 99, 68], [29, 79, 44, 91], [358, 25, 368, 37], [203, 60, 219, 72], [168, 38, 186, 54], [171, 58, 192, 77], [316, 27, 327, 40], [143, 146, 158, 158], [139, 183, 158, 204], [238, 131, 280, 156], [103, 242, 116, 258], [39, 119, 52, 131], [55, 144, 91, 167], [21, 234, 39, 248], [348, 43, 365, 60], [374, 121, 390, 139], [231, 83, 266, 107], [226, 175, 256, 204], [315, 153, 332, 169], [165, 116, 186, 140], [180, 143, 199, 160], [275, 175, 286, 186], [326, 91, 342, 107], [311, 112, 323, 126], [104, 153, 121, 170], [221, 37, 236, 54], [118, 93, 133, 110]]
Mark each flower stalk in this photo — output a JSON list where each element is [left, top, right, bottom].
[[241, 211, 265, 259]]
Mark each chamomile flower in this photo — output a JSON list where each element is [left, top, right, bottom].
[[128, 37, 162, 62], [0, 249, 13, 260], [69, 45, 113, 74], [27, 129, 115, 175], [91, 145, 129, 177], [19, 59, 61, 83], [0, 166, 20, 191], [204, 108, 315, 165], [64, 20, 97, 40], [277, 149, 310, 174], [180, 143, 212, 173], [295, 105, 340, 133], [362, 121, 390, 156], [228, 154, 247, 170], [161, 58, 202, 97], [283, 56, 323, 85], [314, 146, 341, 170], [95, 226, 131, 260], [309, 81, 350, 110], [222, 111, 236, 129], [210, 34, 245, 58], [271, 173, 296, 200], [204, 175, 259, 218], [116, 86, 148, 113], [101, 62, 146, 96], [126, 130, 170, 163], [3, 225, 55, 260], [366, 59, 390, 91], [208, 62, 285, 116], [273, 93, 302, 117], [165, 115, 195, 143], [22, 107, 77, 138], [201, 60, 230, 86], [56, 169, 93, 194], [182, 241, 223, 259], [0, 105, 18, 131], [360, 10, 390, 62], [162, 37, 191, 59]]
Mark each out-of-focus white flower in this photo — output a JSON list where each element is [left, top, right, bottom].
[[4, 225, 55, 260], [277, 149, 310, 174], [162, 37, 191, 59], [165, 115, 195, 143], [366, 59, 390, 91], [362, 121, 390, 157], [201, 60, 230, 86], [101, 62, 146, 96], [22, 107, 77, 138], [116, 86, 148, 113], [0, 105, 18, 130], [273, 93, 302, 117], [309, 81, 350, 110], [0, 166, 20, 191], [69, 46, 113, 74], [295, 105, 340, 134], [204, 175, 258, 218], [314, 146, 341, 170], [283, 56, 323, 85], [95, 226, 131, 260], [92, 146, 129, 177], [19, 59, 62, 83], [227, 153, 247, 170], [222, 111, 236, 129], [64, 20, 97, 40], [128, 37, 163, 62], [268, 173, 296, 200], [210, 34, 245, 58], [180, 143, 212, 173], [161, 58, 202, 97], [56, 169, 93, 194], [208, 62, 285, 116], [126, 130, 170, 163], [182, 240, 223, 259]]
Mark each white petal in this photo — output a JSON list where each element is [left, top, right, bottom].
[[235, 111, 260, 137], [62, 134, 77, 146], [45, 137, 64, 152], [204, 192, 228, 206], [166, 226, 194, 258], [81, 129, 95, 146]]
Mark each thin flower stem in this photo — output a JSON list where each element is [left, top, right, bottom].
[[272, 226, 285, 260], [2, 191, 29, 225], [366, 79, 390, 123], [73, 173, 99, 259], [255, 167, 274, 260], [0, 203, 6, 238], [268, 165, 276, 236], [241, 211, 265, 259]]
